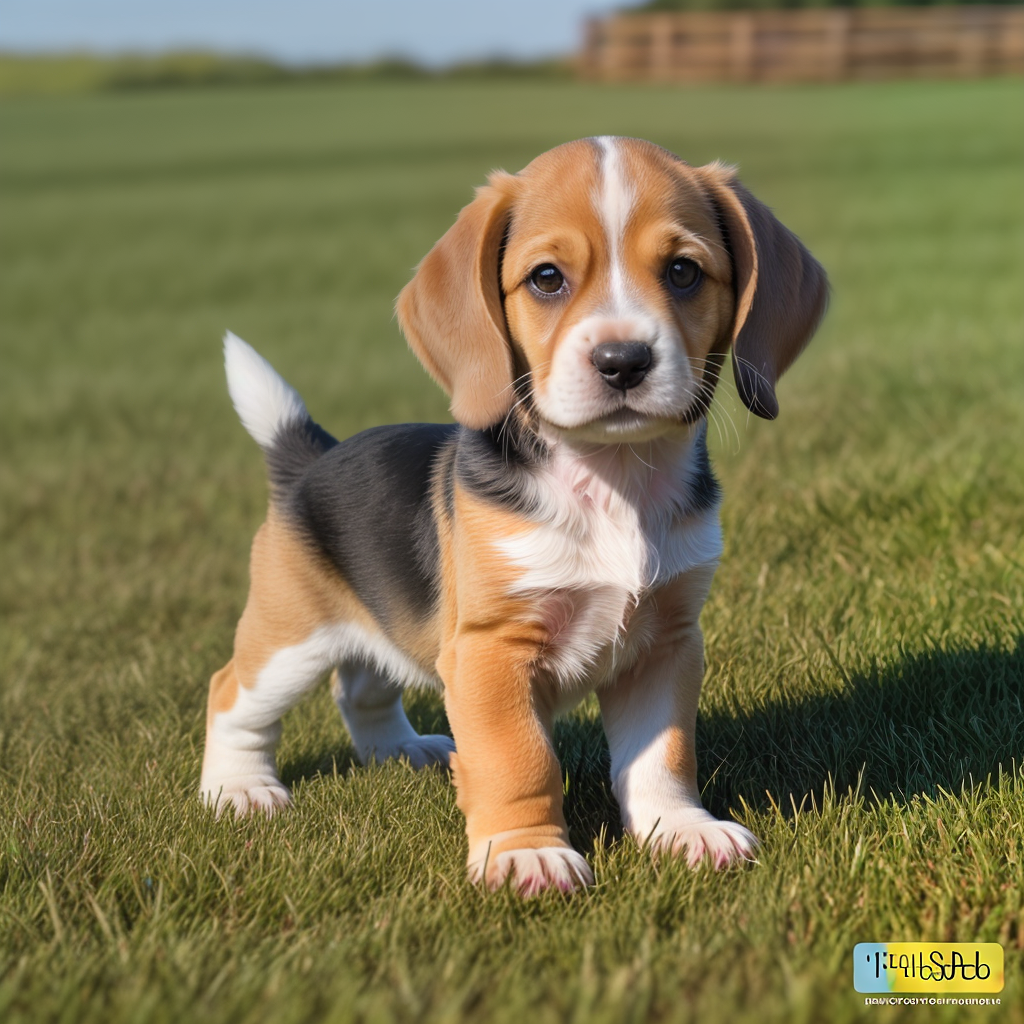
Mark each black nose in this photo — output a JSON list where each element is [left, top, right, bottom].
[[591, 342, 652, 391]]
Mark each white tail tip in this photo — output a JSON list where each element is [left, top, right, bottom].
[[223, 331, 308, 449]]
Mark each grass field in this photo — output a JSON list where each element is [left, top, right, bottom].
[[1, 76, 1022, 1023]]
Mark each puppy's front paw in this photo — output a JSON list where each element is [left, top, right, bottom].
[[201, 775, 291, 818], [469, 846, 594, 895], [638, 808, 758, 868]]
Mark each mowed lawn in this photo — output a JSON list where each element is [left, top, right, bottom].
[[1, 76, 1022, 1023]]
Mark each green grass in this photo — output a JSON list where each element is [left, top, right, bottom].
[[1, 77, 1022, 1023]]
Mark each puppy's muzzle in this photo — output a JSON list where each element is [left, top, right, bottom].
[[591, 342, 652, 392]]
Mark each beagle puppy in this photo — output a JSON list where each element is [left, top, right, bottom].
[[201, 137, 827, 894]]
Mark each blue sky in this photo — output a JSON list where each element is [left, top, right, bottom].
[[0, 1, 629, 66]]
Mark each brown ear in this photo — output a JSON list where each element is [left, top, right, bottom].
[[396, 173, 518, 430], [698, 163, 829, 420]]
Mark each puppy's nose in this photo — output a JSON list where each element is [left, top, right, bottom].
[[591, 342, 652, 391]]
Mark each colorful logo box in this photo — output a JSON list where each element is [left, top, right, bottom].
[[853, 943, 1004, 994]]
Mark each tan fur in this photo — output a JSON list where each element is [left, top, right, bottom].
[[205, 512, 387, 717], [498, 141, 608, 399], [434, 485, 572, 876], [207, 662, 240, 720], [396, 174, 520, 430]]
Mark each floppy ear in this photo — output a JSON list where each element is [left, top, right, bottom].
[[396, 173, 518, 430], [697, 163, 829, 420]]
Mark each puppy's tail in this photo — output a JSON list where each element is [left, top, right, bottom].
[[223, 331, 337, 494]]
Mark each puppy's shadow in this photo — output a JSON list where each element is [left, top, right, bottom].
[[697, 639, 1022, 817], [281, 749, 360, 787]]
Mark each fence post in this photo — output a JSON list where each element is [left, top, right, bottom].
[[730, 14, 756, 82], [824, 8, 851, 81], [651, 14, 676, 82], [957, 10, 988, 78]]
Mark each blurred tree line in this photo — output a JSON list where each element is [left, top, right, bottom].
[[0, 52, 572, 98]]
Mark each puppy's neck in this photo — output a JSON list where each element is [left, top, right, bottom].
[[535, 419, 710, 520]]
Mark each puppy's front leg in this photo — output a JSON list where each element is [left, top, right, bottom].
[[439, 632, 594, 894], [599, 565, 758, 868]]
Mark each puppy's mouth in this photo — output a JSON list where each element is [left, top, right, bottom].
[[543, 404, 683, 444], [597, 407, 656, 430]]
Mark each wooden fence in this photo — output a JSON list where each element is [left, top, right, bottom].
[[580, 6, 1024, 82]]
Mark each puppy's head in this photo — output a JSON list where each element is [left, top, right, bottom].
[[397, 137, 828, 435]]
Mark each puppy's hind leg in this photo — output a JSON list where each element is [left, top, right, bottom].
[[201, 516, 344, 817], [331, 662, 455, 769], [201, 633, 335, 817]]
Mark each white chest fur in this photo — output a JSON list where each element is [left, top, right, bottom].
[[495, 434, 723, 694]]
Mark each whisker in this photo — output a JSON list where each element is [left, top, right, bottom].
[[495, 391, 532, 460], [705, 396, 727, 451], [710, 390, 742, 454], [627, 443, 656, 472], [732, 354, 773, 390], [684, 372, 743, 455], [493, 363, 549, 404]]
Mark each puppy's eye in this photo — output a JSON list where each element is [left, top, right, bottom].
[[667, 258, 702, 295], [530, 264, 565, 295]]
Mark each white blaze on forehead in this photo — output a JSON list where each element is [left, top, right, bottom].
[[595, 136, 635, 313]]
